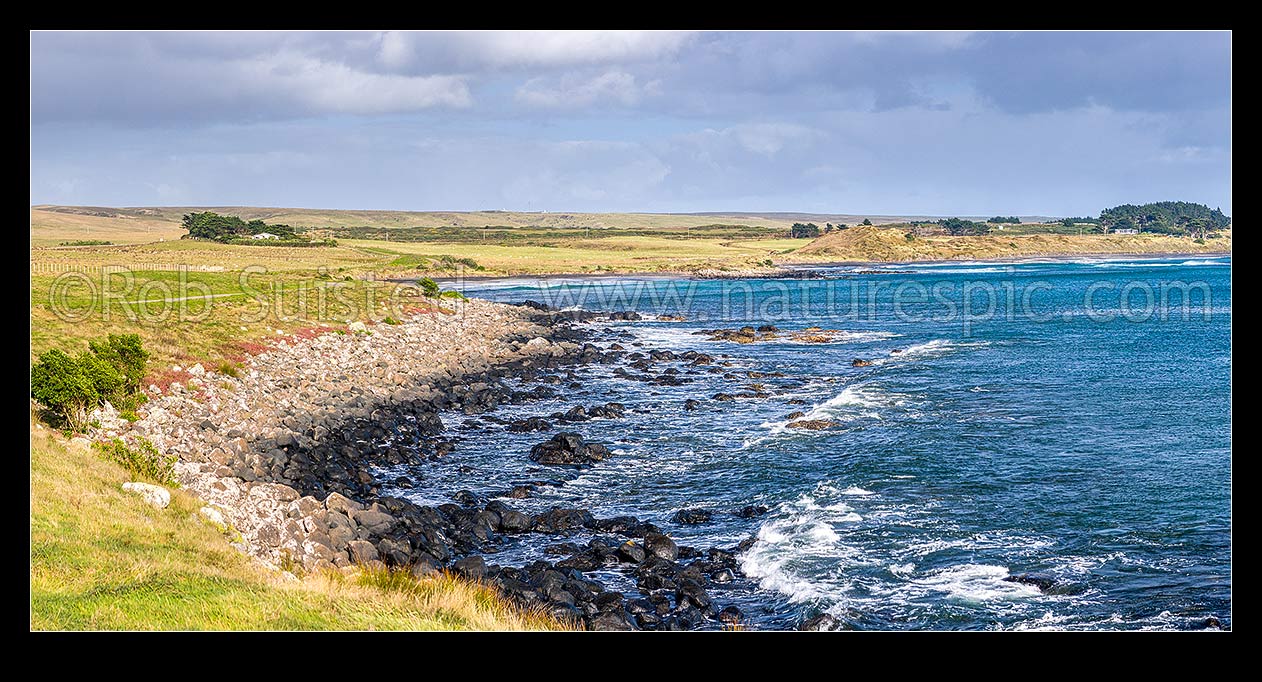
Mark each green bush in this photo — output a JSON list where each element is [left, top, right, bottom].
[[418, 278, 440, 298], [88, 334, 148, 395], [438, 290, 467, 300], [31, 349, 124, 431], [94, 438, 176, 486], [382, 316, 402, 325], [31, 334, 149, 431]]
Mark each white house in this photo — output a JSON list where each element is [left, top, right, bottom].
[[1112, 228, 1139, 235], [251, 232, 282, 240]]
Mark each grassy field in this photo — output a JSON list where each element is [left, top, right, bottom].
[[29, 425, 570, 630]]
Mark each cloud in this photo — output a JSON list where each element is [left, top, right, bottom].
[[29, 31, 1231, 215], [375, 30, 695, 72], [515, 71, 657, 108], [30, 32, 472, 124], [237, 52, 471, 114]]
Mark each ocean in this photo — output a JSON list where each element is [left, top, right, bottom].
[[384, 255, 1232, 630]]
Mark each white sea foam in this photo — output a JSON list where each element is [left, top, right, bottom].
[[740, 504, 865, 604], [840, 486, 876, 496], [914, 564, 1043, 602]]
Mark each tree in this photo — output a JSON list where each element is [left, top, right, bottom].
[[987, 216, 1021, 224], [861, 218, 873, 226], [1099, 201, 1229, 234], [180, 211, 302, 242], [938, 218, 992, 236], [790, 222, 821, 239], [30, 349, 123, 430]]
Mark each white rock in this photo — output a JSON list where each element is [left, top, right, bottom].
[[348, 321, 368, 334], [188, 363, 206, 377], [199, 506, 228, 528], [122, 482, 171, 509], [172, 365, 182, 373]]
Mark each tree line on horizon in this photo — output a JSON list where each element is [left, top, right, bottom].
[[179, 211, 338, 246]]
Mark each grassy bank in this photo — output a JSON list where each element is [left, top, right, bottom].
[[29, 425, 570, 630], [792, 225, 1231, 262]]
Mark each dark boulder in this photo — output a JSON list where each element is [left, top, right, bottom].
[[799, 613, 842, 631], [533, 507, 596, 534], [671, 508, 713, 525], [1003, 572, 1055, 592], [684, 398, 701, 411], [735, 505, 770, 519], [508, 417, 552, 433], [498, 510, 534, 533], [851, 358, 873, 367], [529, 432, 614, 466], [502, 485, 533, 499], [718, 605, 744, 625], [616, 540, 647, 564], [588, 402, 625, 419], [588, 610, 637, 630], [785, 419, 838, 430], [644, 532, 679, 561], [452, 555, 487, 580]]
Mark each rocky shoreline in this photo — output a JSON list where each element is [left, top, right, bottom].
[[92, 299, 765, 630]]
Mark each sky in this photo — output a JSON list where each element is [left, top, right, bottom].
[[29, 30, 1232, 217]]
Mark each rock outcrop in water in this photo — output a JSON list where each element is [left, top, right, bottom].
[[529, 432, 613, 465]]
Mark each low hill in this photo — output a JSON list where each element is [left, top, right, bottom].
[[792, 225, 1231, 262], [32, 205, 984, 234]]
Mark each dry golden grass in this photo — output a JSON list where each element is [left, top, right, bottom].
[[29, 424, 571, 631], [31, 208, 187, 246], [792, 225, 1232, 262]]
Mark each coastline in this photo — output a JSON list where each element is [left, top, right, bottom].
[[428, 250, 1232, 284], [91, 298, 759, 631]]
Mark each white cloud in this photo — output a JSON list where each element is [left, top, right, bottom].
[[376, 30, 694, 72], [516, 71, 651, 108], [237, 52, 472, 114], [678, 123, 823, 157]]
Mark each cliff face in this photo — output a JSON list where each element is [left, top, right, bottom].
[[791, 225, 1232, 262]]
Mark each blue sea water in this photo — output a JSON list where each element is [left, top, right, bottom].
[[390, 255, 1231, 630]]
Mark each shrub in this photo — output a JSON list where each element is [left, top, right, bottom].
[[31, 349, 124, 431], [88, 334, 149, 395], [418, 278, 440, 298], [382, 316, 402, 325], [216, 361, 240, 378], [439, 290, 467, 300], [94, 438, 176, 485], [31, 334, 149, 431]]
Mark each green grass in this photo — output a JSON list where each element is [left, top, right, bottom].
[[30, 426, 571, 630]]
